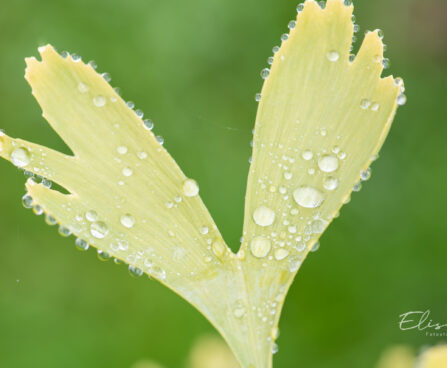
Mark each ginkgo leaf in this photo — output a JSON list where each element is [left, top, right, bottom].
[[0, 0, 405, 367]]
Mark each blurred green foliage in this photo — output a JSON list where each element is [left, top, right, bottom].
[[0, 0, 446, 367]]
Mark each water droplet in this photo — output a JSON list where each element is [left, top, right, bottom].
[[45, 214, 57, 226], [344, 0, 352, 5], [353, 182, 362, 192], [58, 226, 72, 237], [371, 102, 380, 112], [323, 176, 338, 191], [233, 300, 246, 319], [22, 194, 33, 209], [253, 206, 275, 227], [150, 266, 166, 280], [88, 60, 97, 69], [120, 214, 135, 228], [85, 210, 98, 222], [156, 136, 164, 145], [183, 179, 199, 197], [360, 99, 371, 109], [90, 221, 109, 239], [200, 226, 209, 235], [33, 205, 43, 216], [284, 172, 293, 180], [78, 82, 89, 93], [272, 343, 279, 354], [97, 250, 111, 261], [122, 167, 133, 177], [126, 101, 135, 109], [75, 238, 89, 251], [397, 94, 407, 106], [318, 155, 339, 173], [272, 46, 280, 53], [143, 119, 154, 130], [288, 20, 296, 29], [260, 68, 270, 79], [293, 186, 324, 208], [326, 51, 339, 62], [255, 93, 262, 102], [353, 24, 360, 33], [311, 219, 325, 233], [212, 240, 226, 258], [93, 95, 106, 107], [11, 147, 30, 167], [297, 4, 304, 12], [377, 29, 384, 39], [117, 146, 128, 155], [250, 236, 271, 258], [360, 168, 371, 181], [129, 265, 143, 278], [382, 58, 390, 69], [281, 34, 289, 42], [302, 150, 313, 160], [137, 151, 148, 159], [274, 248, 289, 261], [311, 241, 320, 252], [289, 256, 302, 272], [135, 109, 144, 119], [271, 327, 280, 340]]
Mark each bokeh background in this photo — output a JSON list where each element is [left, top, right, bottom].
[[0, 0, 446, 367]]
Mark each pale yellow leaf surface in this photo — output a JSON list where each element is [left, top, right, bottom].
[[0, 1, 404, 367]]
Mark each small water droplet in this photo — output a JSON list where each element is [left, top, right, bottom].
[[78, 82, 89, 93], [126, 101, 135, 109], [11, 147, 31, 167], [97, 249, 111, 261], [22, 194, 33, 209], [122, 167, 133, 177], [253, 206, 275, 227], [75, 238, 89, 251], [129, 265, 143, 278], [137, 151, 148, 159], [284, 172, 293, 180], [117, 146, 128, 155], [272, 343, 279, 354], [143, 119, 154, 130], [297, 3, 304, 12], [360, 168, 372, 181], [318, 155, 339, 173], [272, 46, 280, 53], [90, 221, 109, 239], [293, 186, 325, 208], [371, 102, 380, 111], [85, 210, 98, 222], [250, 236, 271, 258], [255, 93, 262, 102], [93, 95, 106, 107], [311, 241, 320, 252], [260, 68, 270, 80], [302, 150, 313, 160], [281, 33, 289, 42], [274, 248, 289, 261], [397, 94, 407, 106], [353, 181, 362, 192], [212, 239, 226, 258], [382, 58, 390, 69], [33, 205, 43, 216], [156, 136, 164, 145], [233, 300, 247, 319], [135, 110, 144, 119], [360, 99, 371, 109], [58, 226, 72, 237], [288, 20, 296, 29], [183, 179, 199, 197], [326, 51, 339, 62], [323, 176, 338, 191], [120, 214, 135, 228], [45, 214, 57, 226], [200, 226, 209, 235]]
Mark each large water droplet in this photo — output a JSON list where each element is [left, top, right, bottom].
[[11, 147, 31, 167], [293, 186, 324, 208], [250, 236, 271, 258], [253, 206, 275, 227], [90, 221, 109, 239], [120, 214, 135, 228], [183, 179, 199, 197], [318, 155, 339, 173]]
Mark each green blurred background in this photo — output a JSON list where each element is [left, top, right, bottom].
[[1, 0, 446, 367]]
